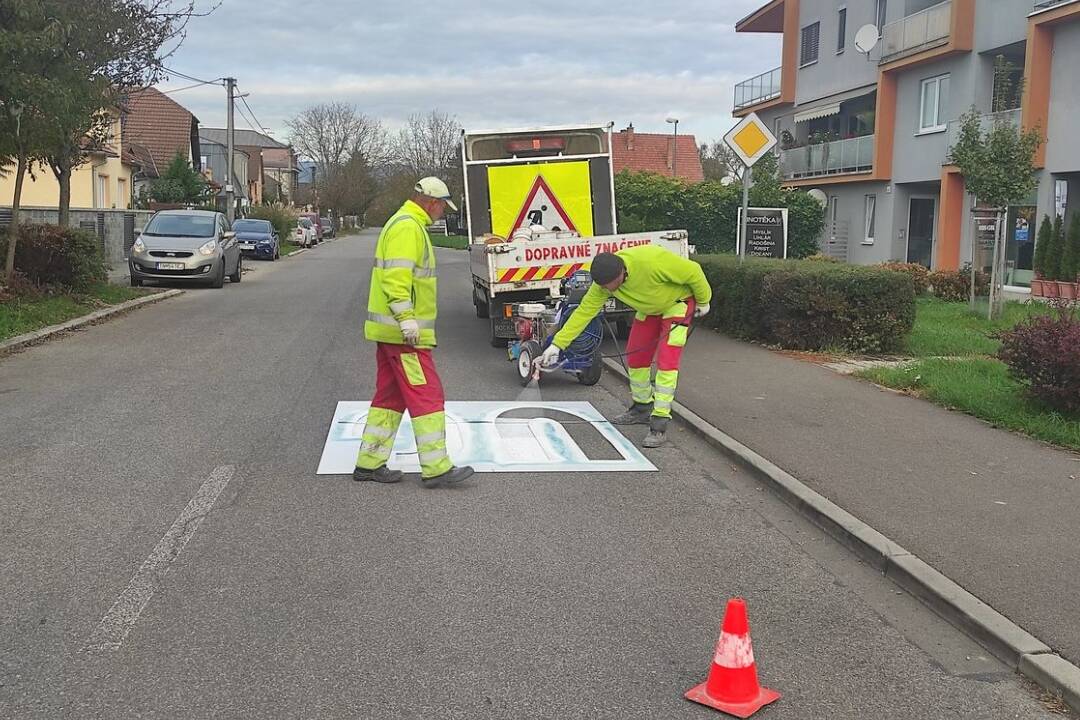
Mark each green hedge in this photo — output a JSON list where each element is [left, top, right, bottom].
[[699, 254, 916, 353], [0, 224, 107, 291]]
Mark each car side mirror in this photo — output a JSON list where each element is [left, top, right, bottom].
[[223, 231, 236, 240]]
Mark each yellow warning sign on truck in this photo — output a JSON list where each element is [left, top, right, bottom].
[[488, 161, 594, 238]]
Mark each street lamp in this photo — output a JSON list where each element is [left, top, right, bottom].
[[666, 117, 680, 178]]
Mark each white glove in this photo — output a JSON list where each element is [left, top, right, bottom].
[[694, 303, 711, 318], [539, 344, 562, 368], [399, 319, 420, 346]]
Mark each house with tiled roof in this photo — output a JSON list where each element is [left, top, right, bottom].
[[120, 87, 201, 198], [201, 128, 298, 205], [612, 124, 704, 182]]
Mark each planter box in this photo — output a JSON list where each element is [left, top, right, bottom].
[[1031, 278, 1045, 297], [1057, 281, 1077, 300], [1044, 280, 1060, 298]]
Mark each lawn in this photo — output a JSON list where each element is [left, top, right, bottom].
[[431, 234, 469, 250], [280, 240, 306, 256], [0, 283, 153, 341], [903, 297, 1050, 358], [859, 358, 1080, 451]]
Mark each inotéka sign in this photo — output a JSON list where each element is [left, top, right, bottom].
[[737, 207, 788, 259]]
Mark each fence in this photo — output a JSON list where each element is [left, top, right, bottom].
[[881, 1, 952, 63], [780, 135, 875, 180], [0, 206, 152, 265]]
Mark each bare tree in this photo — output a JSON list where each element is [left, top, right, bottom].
[[286, 102, 390, 184], [394, 110, 461, 195], [699, 140, 742, 182]]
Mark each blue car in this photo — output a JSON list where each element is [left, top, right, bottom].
[[233, 218, 279, 260]]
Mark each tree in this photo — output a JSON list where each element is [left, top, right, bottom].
[[1062, 212, 1080, 283], [1047, 212, 1066, 281], [1033, 215, 1052, 280], [148, 152, 209, 204], [287, 102, 389, 182], [698, 140, 741, 182], [321, 151, 380, 218], [394, 109, 461, 197]]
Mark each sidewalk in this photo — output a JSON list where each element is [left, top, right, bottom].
[[674, 329, 1080, 665]]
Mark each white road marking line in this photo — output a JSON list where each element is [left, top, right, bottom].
[[83, 465, 236, 652]]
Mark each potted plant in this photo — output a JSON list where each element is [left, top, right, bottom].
[[1031, 215, 1051, 297], [1060, 212, 1080, 301]]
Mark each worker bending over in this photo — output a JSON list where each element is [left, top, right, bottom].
[[354, 177, 475, 488], [540, 246, 711, 448]]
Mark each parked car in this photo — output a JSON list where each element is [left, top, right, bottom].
[[233, 218, 279, 260], [129, 209, 241, 289], [300, 212, 322, 242], [320, 217, 335, 239], [295, 217, 316, 247]]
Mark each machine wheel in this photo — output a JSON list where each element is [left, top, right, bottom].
[[577, 349, 603, 386], [517, 341, 542, 386], [475, 289, 490, 319]]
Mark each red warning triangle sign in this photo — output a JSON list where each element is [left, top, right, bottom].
[[509, 175, 577, 233]]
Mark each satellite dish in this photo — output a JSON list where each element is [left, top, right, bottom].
[[807, 188, 828, 208], [854, 24, 880, 56]]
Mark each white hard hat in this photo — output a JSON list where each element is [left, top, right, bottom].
[[415, 177, 458, 211]]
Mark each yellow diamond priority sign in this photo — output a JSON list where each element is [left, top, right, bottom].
[[724, 112, 777, 168]]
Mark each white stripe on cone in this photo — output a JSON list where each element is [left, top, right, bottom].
[[713, 631, 756, 669]]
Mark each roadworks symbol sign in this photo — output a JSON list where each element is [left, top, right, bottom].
[[511, 175, 576, 233]]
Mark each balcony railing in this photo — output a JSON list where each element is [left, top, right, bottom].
[[734, 67, 782, 111], [780, 135, 874, 180], [944, 108, 1021, 159], [881, 0, 952, 63], [1033, 0, 1078, 11]]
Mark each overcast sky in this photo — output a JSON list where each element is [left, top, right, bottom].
[[161, 0, 779, 146]]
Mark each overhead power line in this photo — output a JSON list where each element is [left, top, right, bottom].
[[161, 66, 224, 87]]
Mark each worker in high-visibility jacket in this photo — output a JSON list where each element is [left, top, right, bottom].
[[353, 177, 475, 488], [540, 246, 712, 448]]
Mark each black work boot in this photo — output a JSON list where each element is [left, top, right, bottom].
[[421, 465, 476, 489], [612, 402, 653, 425], [353, 465, 404, 483], [642, 416, 669, 448]]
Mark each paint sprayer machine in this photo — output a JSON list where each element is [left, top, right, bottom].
[[507, 270, 606, 387]]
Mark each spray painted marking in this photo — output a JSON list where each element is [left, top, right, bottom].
[[317, 401, 656, 474], [83, 465, 235, 652], [714, 632, 756, 668]]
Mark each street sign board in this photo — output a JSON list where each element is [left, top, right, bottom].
[[738, 207, 788, 258], [723, 112, 777, 168]]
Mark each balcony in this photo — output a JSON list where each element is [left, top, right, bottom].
[[1033, 0, 1078, 11], [734, 66, 782, 111], [881, 0, 952, 64], [780, 135, 874, 181], [944, 108, 1021, 159]]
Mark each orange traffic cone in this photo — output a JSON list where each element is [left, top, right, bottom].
[[685, 598, 780, 718]]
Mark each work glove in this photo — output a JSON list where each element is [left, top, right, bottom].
[[539, 344, 562, 368], [399, 319, 421, 346], [694, 303, 711, 318]]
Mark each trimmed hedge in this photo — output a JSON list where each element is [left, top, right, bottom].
[[0, 224, 107, 290], [878, 262, 930, 296], [699, 254, 916, 353], [928, 268, 989, 302]]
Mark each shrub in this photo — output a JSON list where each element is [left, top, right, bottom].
[[999, 306, 1080, 413], [804, 253, 840, 263], [879, 262, 930, 295], [1062, 212, 1080, 282], [929, 268, 989, 302], [246, 204, 297, 242], [0, 224, 106, 290], [699, 254, 915, 353], [1047, 213, 1066, 281], [1033, 215, 1052, 279]]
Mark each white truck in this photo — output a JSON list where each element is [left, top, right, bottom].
[[461, 123, 690, 346]]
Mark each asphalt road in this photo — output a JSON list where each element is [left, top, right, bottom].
[[0, 230, 1062, 719]]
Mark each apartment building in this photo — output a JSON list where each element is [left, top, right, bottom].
[[734, 0, 1080, 292]]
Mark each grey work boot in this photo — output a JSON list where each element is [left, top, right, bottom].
[[612, 402, 653, 425], [422, 465, 476, 489], [353, 465, 404, 483], [642, 416, 669, 448]]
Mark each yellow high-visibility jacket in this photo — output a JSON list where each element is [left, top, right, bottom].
[[365, 200, 438, 347]]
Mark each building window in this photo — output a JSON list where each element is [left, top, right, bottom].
[[117, 178, 128, 209], [97, 175, 110, 209], [801, 22, 820, 67], [919, 74, 950, 133], [876, 0, 887, 34], [864, 195, 877, 244], [837, 8, 847, 53]]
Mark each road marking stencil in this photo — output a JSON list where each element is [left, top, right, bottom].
[[83, 465, 235, 652], [317, 401, 657, 474]]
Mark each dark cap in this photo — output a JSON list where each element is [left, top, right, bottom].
[[590, 252, 625, 285]]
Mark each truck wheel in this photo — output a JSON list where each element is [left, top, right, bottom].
[[475, 290, 490, 319], [577, 349, 603, 386]]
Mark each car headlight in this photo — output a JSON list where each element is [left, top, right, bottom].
[[198, 239, 217, 256], [131, 238, 146, 254]]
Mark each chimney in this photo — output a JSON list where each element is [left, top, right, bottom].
[[625, 123, 634, 151]]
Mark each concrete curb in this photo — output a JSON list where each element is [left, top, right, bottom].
[[602, 356, 1079, 711], [285, 248, 308, 258], [0, 289, 183, 356]]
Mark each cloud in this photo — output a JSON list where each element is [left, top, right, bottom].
[[162, 0, 780, 144]]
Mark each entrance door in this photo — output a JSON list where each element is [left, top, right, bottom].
[[907, 197, 937, 268]]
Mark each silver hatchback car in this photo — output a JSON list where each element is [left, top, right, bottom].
[[129, 210, 242, 288]]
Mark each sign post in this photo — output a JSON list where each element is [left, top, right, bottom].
[[723, 112, 778, 261]]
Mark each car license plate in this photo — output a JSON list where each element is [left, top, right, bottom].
[[157, 261, 184, 270], [239, 243, 255, 250]]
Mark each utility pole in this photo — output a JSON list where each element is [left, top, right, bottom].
[[225, 77, 236, 223]]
